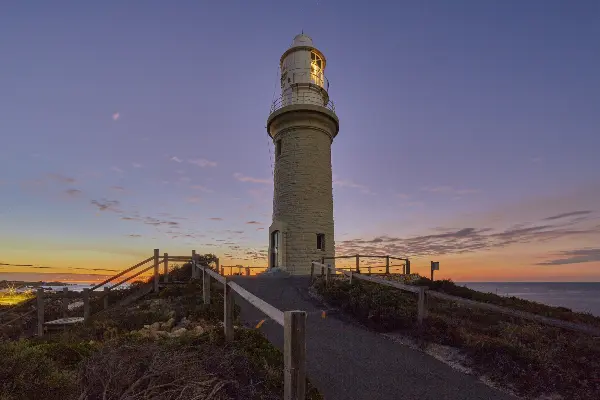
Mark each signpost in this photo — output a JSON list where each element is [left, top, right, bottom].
[[431, 261, 440, 281]]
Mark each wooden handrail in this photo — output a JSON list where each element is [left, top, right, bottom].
[[203, 266, 226, 284], [313, 262, 419, 293], [228, 281, 285, 326], [427, 291, 600, 336], [107, 264, 155, 292], [313, 261, 600, 336], [90, 255, 156, 291]]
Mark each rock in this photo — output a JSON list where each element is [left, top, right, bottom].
[[143, 324, 150, 329], [162, 318, 175, 330], [150, 322, 161, 331], [156, 331, 169, 338], [170, 328, 187, 337], [179, 317, 190, 327], [193, 325, 205, 335]]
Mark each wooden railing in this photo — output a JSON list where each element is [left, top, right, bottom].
[[323, 254, 410, 274], [219, 265, 267, 276], [23, 249, 213, 334], [192, 257, 307, 400], [311, 262, 600, 337]]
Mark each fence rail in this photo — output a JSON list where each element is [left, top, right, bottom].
[[312, 262, 600, 337], [321, 254, 411, 275], [192, 258, 306, 400]]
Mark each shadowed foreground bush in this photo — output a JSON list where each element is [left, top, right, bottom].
[[314, 277, 600, 400], [1, 279, 321, 399]]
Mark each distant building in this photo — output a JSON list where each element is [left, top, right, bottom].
[[267, 34, 339, 274]]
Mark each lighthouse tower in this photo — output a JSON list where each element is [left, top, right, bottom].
[[267, 34, 339, 275]]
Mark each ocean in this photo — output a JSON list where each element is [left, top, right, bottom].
[[460, 282, 600, 317]]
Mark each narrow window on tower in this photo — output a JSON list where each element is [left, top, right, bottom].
[[316, 233, 325, 250], [275, 139, 282, 159]]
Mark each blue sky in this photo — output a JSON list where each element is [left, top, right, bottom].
[[1, 1, 599, 282]]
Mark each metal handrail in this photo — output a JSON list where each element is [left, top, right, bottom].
[[270, 92, 336, 114]]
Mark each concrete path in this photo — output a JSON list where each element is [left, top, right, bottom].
[[231, 275, 516, 400]]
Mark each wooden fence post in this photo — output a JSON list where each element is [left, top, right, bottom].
[[367, 266, 371, 276], [36, 288, 44, 336], [245, 266, 250, 276], [153, 249, 160, 292], [284, 310, 307, 400], [216, 257, 220, 274], [355, 255, 360, 273], [103, 287, 110, 310], [224, 281, 234, 341], [191, 250, 198, 279], [202, 266, 211, 305], [62, 287, 68, 318], [83, 288, 90, 322], [385, 256, 390, 274], [349, 270, 353, 284], [163, 253, 169, 283], [406, 259, 411, 275], [417, 287, 426, 326], [221, 267, 225, 275]]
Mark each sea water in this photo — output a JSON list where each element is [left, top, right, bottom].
[[460, 282, 600, 317]]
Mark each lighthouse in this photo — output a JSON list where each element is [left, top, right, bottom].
[[267, 34, 339, 275]]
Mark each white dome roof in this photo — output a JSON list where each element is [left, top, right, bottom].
[[291, 33, 313, 47]]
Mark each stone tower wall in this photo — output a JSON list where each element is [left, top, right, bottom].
[[268, 105, 338, 274]]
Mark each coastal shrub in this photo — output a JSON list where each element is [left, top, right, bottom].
[[314, 276, 600, 399], [0, 341, 80, 400], [412, 277, 600, 327]]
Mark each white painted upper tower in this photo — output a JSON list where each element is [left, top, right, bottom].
[[267, 33, 339, 275]]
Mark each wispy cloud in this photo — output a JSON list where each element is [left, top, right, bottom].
[[48, 173, 76, 184], [246, 221, 262, 225], [65, 189, 82, 197], [170, 156, 183, 163], [112, 112, 120, 121], [143, 217, 179, 227], [110, 166, 123, 173], [338, 213, 599, 259], [537, 248, 600, 266], [110, 186, 126, 192], [185, 196, 201, 203], [91, 199, 121, 213], [333, 178, 374, 195], [188, 158, 217, 168], [543, 211, 593, 221], [190, 185, 213, 193], [420, 186, 479, 195], [233, 173, 271, 184], [209, 217, 223, 221], [132, 162, 142, 168], [0, 262, 33, 267], [127, 234, 142, 238]]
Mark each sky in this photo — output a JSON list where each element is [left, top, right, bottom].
[[0, 1, 599, 283]]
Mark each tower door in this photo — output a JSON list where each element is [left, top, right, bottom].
[[270, 230, 280, 268]]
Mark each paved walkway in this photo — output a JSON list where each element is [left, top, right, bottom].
[[231, 275, 516, 400]]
